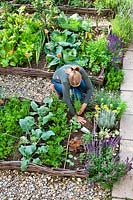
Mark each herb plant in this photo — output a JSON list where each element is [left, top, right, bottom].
[[84, 37, 111, 75], [88, 89, 127, 120], [82, 132, 133, 189]]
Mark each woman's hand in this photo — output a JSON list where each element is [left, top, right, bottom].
[[77, 116, 86, 124], [77, 103, 87, 115]]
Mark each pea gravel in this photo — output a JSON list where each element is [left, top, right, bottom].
[[0, 74, 111, 200]]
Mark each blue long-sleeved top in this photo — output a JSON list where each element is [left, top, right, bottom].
[[53, 64, 93, 115]]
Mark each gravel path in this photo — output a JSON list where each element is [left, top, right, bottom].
[[0, 170, 111, 200], [0, 74, 111, 200], [0, 75, 52, 102]]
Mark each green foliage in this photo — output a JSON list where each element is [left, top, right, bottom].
[[95, 105, 117, 129], [32, 0, 59, 30], [73, 97, 82, 113], [44, 29, 81, 68], [85, 37, 111, 74], [105, 67, 124, 91], [0, 6, 45, 67], [0, 97, 30, 159], [88, 89, 127, 120], [82, 134, 132, 189], [18, 95, 79, 170], [68, 0, 93, 7], [111, 15, 132, 45], [57, 12, 92, 32], [94, 0, 131, 16]]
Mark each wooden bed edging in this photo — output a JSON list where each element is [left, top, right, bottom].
[[58, 6, 114, 17], [0, 161, 87, 178], [0, 67, 104, 85], [9, 3, 114, 17]]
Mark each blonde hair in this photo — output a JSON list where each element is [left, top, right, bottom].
[[66, 66, 81, 87]]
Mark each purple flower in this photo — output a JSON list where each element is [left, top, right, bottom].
[[107, 34, 124, 69]]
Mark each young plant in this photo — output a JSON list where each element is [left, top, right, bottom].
[[105, 67, 124, 91]]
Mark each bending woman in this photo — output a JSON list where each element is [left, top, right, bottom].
[[50, 64, 93, 124]]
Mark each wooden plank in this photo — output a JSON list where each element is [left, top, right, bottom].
[[8, 3, 114, 17]]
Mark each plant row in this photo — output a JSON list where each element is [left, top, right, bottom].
[[0, 1, 132, 90], [0, 89, 132, 188]]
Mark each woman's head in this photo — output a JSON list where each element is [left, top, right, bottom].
[[67, 66, 81, 87]]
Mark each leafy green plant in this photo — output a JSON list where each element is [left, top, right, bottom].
[[105, 67, 124, 91], [57, 12, 92, 32], [32, 0, 59, 30], [68, 0, 93, 8], [85, 37, 111, 75], [73, 97, 82, 113], [0, 6, 45, 67], [44, 29, 81, 68], [94, 0, 131, 15], [0, 97, 30, 160], [19, 115, 55, 171], [19, 95, 81, 169]]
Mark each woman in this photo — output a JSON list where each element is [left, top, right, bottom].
[[50, 64, 93, 124]]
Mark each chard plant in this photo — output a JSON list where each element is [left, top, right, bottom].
[[0, 6, 45, 67]]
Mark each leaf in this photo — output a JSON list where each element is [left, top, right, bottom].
[[42, 112, 53, 124], [36, 146, 48, 154], [63, 48, 77, 64], [43, 97, 53, 106], [32, 158, 42, 165], [19, 116, 35, 133], [19, 144, 36, 157], [31, 101, 38, 111], [41, 130, 55, 141], [31, 129, 42, 139], [37, 105, 49, 116], [20, 157, 30, 172]]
